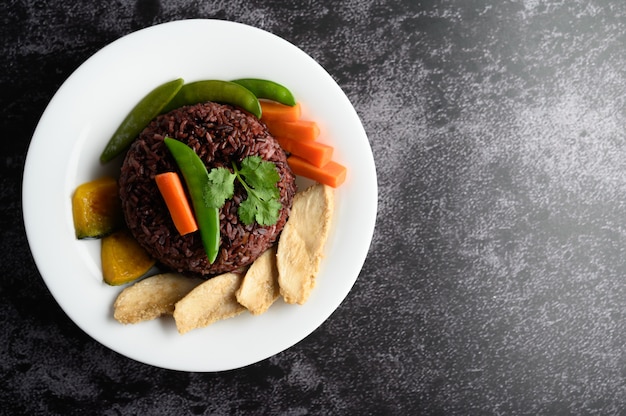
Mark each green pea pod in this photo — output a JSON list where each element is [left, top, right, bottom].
[[100, 78, 184, 163], [164, 137, 220, 264], [231, 78, 296, 106], [161, 80, 262, 118]]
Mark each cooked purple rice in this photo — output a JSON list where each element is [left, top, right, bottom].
[[118, 101, 296, 277]]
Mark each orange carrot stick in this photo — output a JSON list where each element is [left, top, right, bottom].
[[276, 136, 334, 168], [260, 100, 302, 122], [287, 156, 347, 188], [154, 172, 198, 235], [263, 119, 320, 141]]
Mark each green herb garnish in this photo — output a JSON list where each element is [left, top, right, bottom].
[[203, 156, 282, 226]]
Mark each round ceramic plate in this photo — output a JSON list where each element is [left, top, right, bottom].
[[22, 19, 377, 372]]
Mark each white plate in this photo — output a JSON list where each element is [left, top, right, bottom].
[[22, 19, 377, 372]]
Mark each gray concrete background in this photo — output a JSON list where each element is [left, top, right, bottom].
[[3, 0, 626, 414]]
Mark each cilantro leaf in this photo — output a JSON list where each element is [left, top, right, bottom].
[[250, 185, 280, 202], [233, 156, 282, 226], [239, 155, 281, 190], [239, 192, 282, 226], [198, 156, 282, 226], [237, 198, 256, 225], [256, 197, 282, 225], [203, 167, 235, 209]]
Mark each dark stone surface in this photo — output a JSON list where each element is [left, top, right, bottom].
[[3, 0, 626, 414]]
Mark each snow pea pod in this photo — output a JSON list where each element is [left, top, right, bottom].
[[231, 78, 296, 106], [164, 137, 220, 264], [161, 80, 262, 118], [100, 78, 184, 163]]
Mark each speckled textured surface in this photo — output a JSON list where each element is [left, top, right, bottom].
[[3, 0, 626, 414]]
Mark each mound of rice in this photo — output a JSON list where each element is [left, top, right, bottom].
[[118, 101, 297, 277]]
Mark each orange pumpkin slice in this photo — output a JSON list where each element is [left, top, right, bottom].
[[101, 229, 156, 286], [72, 176, 123, 239]]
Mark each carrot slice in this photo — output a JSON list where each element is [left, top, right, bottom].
[[287, 156, 347, 188], [155, 172, 198, 235], [277, 136, 334, 168], [260, 100, 302, 122], [263, 119, 320, 141]]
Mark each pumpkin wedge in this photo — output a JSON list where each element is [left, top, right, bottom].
[[72, 176, 123, 239], [101, 229, 155, 286]]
